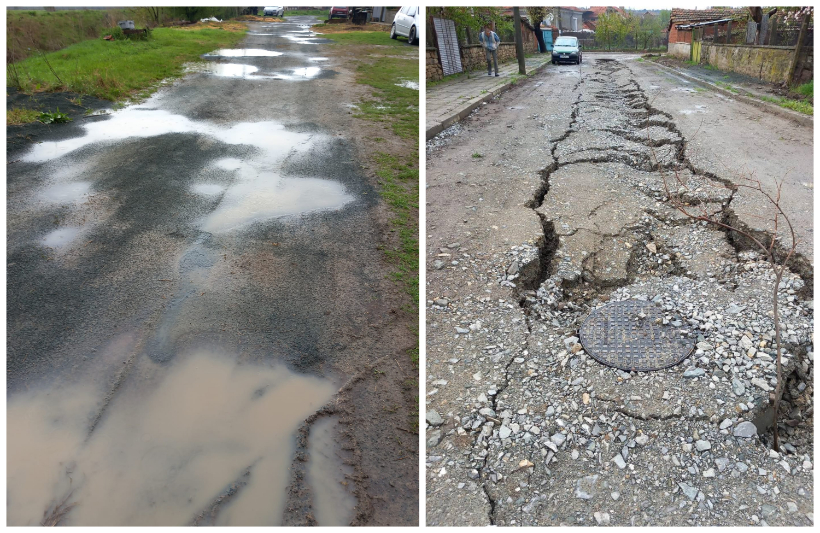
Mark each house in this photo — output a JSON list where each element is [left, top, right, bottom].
[[667, 8, 748, 44], [557, 6, 585, 32]]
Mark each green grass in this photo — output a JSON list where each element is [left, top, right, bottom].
[[284, 9, 327, 17], [704, 63, 718, 71], [684, 59, 699, 66], [322, 30, 406, 47], [372, 152, 419, 305], [715, 81, 739, 94], [796, 80, 813, 98], [7, 107, 41, 125], [760, 95, 813, 115], [353, 56, 419, 139], [472, 152, 483, 158], [7, 26, 246, 101], [7, 8, 130, 62]]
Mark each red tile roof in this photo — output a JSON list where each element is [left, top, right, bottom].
[[587, 6, 626, 17], [670, 7, 748, 24]]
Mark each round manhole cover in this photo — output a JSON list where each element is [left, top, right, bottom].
[[579, 300, 695, 372]]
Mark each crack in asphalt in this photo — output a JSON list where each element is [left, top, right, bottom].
[[469, 57, 813, 523]]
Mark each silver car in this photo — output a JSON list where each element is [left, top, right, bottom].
[[263, 6, 284, 17], [391, 6, 420, 45]]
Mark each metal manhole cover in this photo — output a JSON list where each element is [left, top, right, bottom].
[[579, 300, 694, 372]]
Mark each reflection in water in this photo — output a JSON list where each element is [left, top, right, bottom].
[[395, 80, 420, 90], [39, 182, 92, 204], [192, 62, 260, 78], [201, 172, 353, 233], [7, 353, 337, 526], [23, 108, 313, 163], [22, 107, 356, 233], [308, 57, 329, 61], [191, 183, 225, 196], [307, 417, 357, 526], [203, 48, 284, 57], [42, 227, 82, 249]]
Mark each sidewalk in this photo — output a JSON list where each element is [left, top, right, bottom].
[[644, 57, 813, 127], [426, 54, 552, 140]]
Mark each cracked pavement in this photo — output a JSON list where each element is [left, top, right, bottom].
[[425, 53, 813, 527]]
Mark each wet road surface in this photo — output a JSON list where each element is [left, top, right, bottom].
[[7, 16, 416, 526]]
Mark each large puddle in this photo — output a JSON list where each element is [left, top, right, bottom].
[[187, 62, 260, 78], [7, 352, 338, 526], [204, 48, 284, 57], [22, 107, 355, 233]]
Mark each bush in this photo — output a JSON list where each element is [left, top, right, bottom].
[[103, 26, 126, 40]]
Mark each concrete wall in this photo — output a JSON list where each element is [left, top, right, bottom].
[[702, 43, 812, 85], [427, 47, 443, 81], [668, 42, 691, 59]]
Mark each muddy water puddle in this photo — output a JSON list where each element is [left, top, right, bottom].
[[307, 417, 357, 526], [7, 352, 341, 526]]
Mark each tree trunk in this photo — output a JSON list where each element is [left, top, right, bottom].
[[513, 7, 526, 74]]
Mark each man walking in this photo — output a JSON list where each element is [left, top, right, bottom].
[[479, 25, 500, 76]]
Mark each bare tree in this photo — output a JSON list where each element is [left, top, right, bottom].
[[658, 164, 797, 452]]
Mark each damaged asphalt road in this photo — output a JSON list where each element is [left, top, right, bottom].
[[7, 16, 416, 526], [426, 53, 813, 526]]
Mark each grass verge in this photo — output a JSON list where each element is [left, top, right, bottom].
[[285, 9, 327, 17], [759, 95, 813, 115], [7, 107, 41, 125], [7, 8, 130, 62], [337, 37, 419, 373], [7, 25, 246, 101]]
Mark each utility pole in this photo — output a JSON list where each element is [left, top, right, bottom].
[[514, 7, 526, 74]]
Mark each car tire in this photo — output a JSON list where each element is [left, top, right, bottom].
[[390, 24, 398, 39], [408, 26, 416, 45]]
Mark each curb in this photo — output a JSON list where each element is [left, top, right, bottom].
[[426, 60, 551, 141], [644, 60, 813, 128]]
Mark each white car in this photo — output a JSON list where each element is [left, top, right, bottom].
[[264, 6, 284, 17], [391, 6, 420, 45]]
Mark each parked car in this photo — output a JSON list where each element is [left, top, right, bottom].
[[329, 7, 349, 20], [552, 36, 582, 64], [263, 6, 284, 17], [390, 6, 419, 45]]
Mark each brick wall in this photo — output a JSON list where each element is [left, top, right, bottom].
[[427, 47, 443, 81]]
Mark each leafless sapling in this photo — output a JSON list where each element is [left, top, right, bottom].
[[659, 165, 798, 452]]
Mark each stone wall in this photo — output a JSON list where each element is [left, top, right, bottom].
[[668, 42, 691, 59], [460, 40, 538, 72], [702, 43, 813, 85], [427, 47, 443, 81], [428, 32, 540, 81]]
